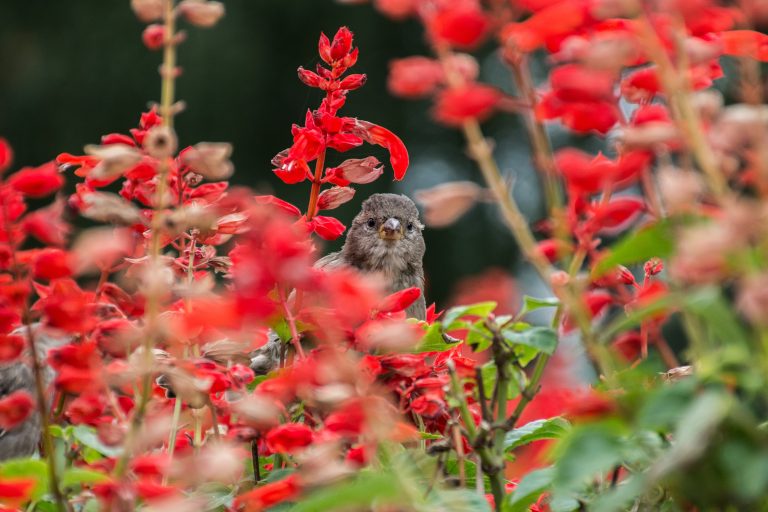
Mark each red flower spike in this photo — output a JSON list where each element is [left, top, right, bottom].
[[433, 84, 502, 127], [0, 138, 13, 174], [8, 161, 65, 198], [354, 121, 410, 180], [309, 215, 347, 240], [0, 390, 35, 430], [265, 423, 314, 454]]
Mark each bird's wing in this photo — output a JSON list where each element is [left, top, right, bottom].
[[314, 251, 346, 270]]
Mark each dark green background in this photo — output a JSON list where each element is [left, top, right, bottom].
[[0, 0, 547, 306]]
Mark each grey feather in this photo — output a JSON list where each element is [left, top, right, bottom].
[[0, 324, 71, 461]]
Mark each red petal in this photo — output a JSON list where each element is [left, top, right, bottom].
[[720, 30, 768, 61], [355, 121, 410, 180], [310, 215, 347, 240], [0, 138, 13, 174], [255, 195, 302, 217], [378, 287, 421, 314]]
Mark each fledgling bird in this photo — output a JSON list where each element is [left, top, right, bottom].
[[0, 325, 69, 461], [249, 193, 426, 374]]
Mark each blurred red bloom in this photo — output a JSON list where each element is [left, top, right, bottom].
[[8, 162, 65, 198], [388, 57, 444, 98], [0, 138, 13, 174], [0, 390, 35, 430], [235, 475, 301, 512], [31, 248, 73, 281], [308, 215, 346, 241], [0, 477, 36, 508], [265, 423, 314, 454], [433, 84, 501, 127], [429, 2, 490, 49], [0, 334, 24, 362]]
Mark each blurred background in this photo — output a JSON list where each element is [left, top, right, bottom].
[[0, 0, 577, 308]]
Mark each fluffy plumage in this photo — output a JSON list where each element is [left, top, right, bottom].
[[316, 193, 426, 319], [0, 325, 69, 461], [250, 193, 427, 373]]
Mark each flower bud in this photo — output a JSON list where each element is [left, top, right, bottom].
[[414, 181, 484, 228], [131, 0, 164, 22], [142, 24, 165, 50], [182, 142, 234, 181], [178, 0, 225, 28], [317, 186, 355, 210], [325, 156, 383, 186], [297, 67, 323, 88], [84, 143, 143, 181], [143, 125, 177, 159], [79, 192, 144, 225], [338, 73, 367, 91], [330, 26, 353, 61]]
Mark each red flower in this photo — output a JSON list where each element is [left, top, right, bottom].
[[142, 24, 165, 50], [0, 334, 24, 362], [377, 287, 421, 315], [265, 423, 314, 454], [21, 198, 71, 247], [0, 390, 35, 430], [39, 280, 95, 333], [0, 477, 36, 508], [388, 57, 444, 98], [590, 196, 646, 234], [235, 475, 301, 512], [720, 30, 768, 61], [0, 138, 13, 174], [433, 84, 501, 127], [429, 3, 490, 49], [353, 121, 410, 180], [550, 64, 616, 103], [8, 161, 65, 198], [31, 248, 73, 281], [308, 215, 346, 241]]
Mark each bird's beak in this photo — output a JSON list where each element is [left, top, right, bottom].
[[379, 217, 403, 240]]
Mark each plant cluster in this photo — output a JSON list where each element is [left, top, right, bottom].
[[2, 0, 768, 511]]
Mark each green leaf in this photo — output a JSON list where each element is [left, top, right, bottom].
[[466, 319, 493, 352], [0, 458, 49, 500], [685, 287, 749, 345], [415, 322, 462, 353], [289, 472, 402, 512], [521, 295, 560, 315], [553, 422, 625, 491], [61, 468, 109, 489], [505, 467, 554, 512], [593, 220, 674, 276], [502, 326, 558, 355], [505, 417, 570, 452], [71, 425, 123, 457], [442, 302, 497, 331], [427, 489, 492, 511]]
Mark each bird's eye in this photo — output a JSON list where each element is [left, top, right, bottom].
[[407, 222, 414, 232], [366, 218, 376, 228]]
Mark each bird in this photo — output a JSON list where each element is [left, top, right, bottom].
[[0, 325, 69, 461], [250, 193, 426, 374]]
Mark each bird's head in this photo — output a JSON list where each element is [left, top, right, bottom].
[[343, 193, 425, 273]]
